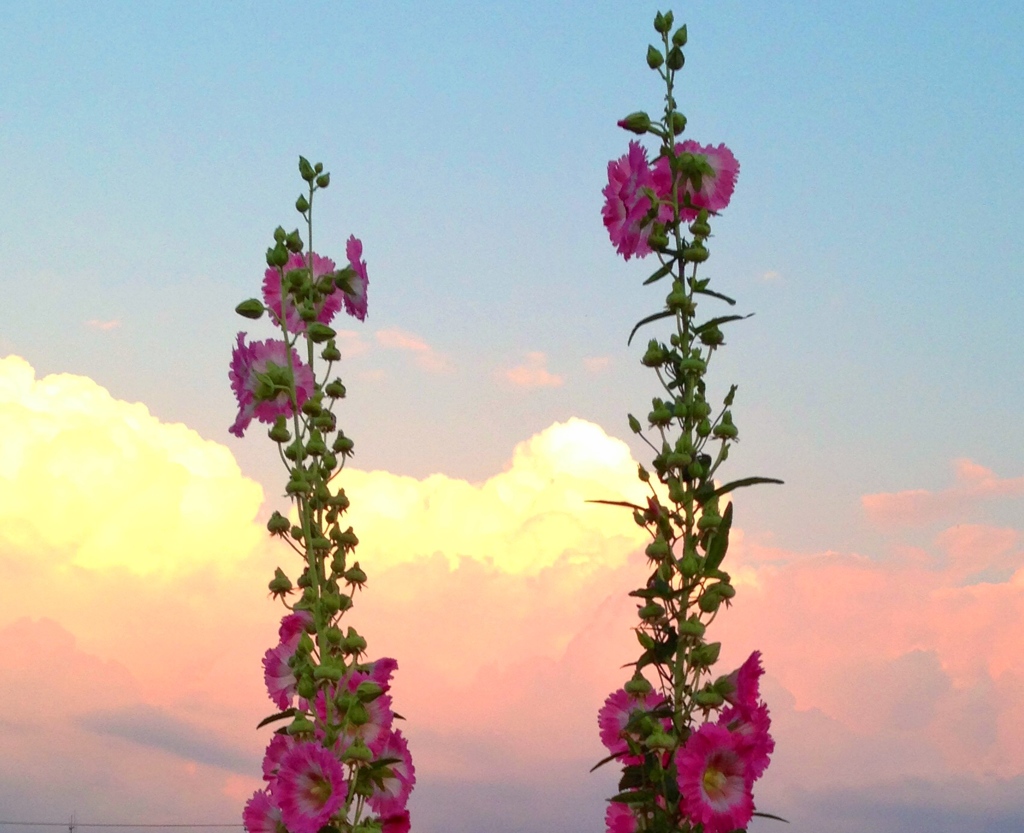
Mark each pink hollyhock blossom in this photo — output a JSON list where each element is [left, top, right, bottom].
[[605, 802, 638, 833], [598, 687, 667, 764], [602, 141, 670, 260], [720, 701, 774, 781], [343, 235, 368, 321], [380, 812, 411, 833], [263, 252, 342, 333], [273, 741, 348, 833], [721, 650, 764, 712], [366, 657, 398, 692], [366, 729, 416, 817], [278, 609, 314, 647], [262, 733, 296, 782], [313, 680, 394, 755], [243, 789, 284, 833], [676, 723, 755, 833], [263, 641, 301, 711], [228, 334, 315, 437], [653, 141, 739, 221]]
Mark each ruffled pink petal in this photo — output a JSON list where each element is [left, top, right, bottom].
[[278, 610, 314, 647], [380, 811, 411, 833], [243, 789, 283, 833], [262, 733, 296, 782], [273, 742, 348, 833], [602, 141, 663, 260], [676, 723, 754, 833], [605, 802, 638, 833], [366, 729, 415, 817], [365, 657, 398, 692], [263, 642, 297, 711], [597, 687, 667, 763], [720, 701, 774, 781], [228, 334, 315, 437], [343, 235, 368, 321], [262, 252, 341, 332]]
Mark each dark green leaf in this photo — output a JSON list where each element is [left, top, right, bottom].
[[628, 309, 676, 346], [752, 811, 791, 823], [642, 262, 675, 285], [694, 313, 753, 333], [586, 498, 647, 511], [693, 286, 736, 306], [256, 708, 295, 729], [710, 477, 785, 500], [703, 501, 733, 572], [589, 752, 623, 773], [608, 790, 655, 805]]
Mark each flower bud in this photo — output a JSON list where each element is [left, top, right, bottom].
[[636, 631, 655, 650], [645, 538, 670, 560], [284, 440, 305, 461], [344, 563, 367, 585], [325, 379, 347, 398], [285, 230, 304, 253], [617, 111, 652, 134], [347, 702, 370, 726], [678, 617, 706, 638], [306, 431, 327, 456], [333, 433, 355, 455], [315, 173, 330, 188], [641, 339, 667, 367], [669, 111, 687, 136], [287, 712, 316, 735], [624, 675, 653, 696], [628, 413, 642, 434], [356, 680, 384, 702], [295, 193, 310, 213], [647, 45, 665, 69], [342, 739, 373, 762], [694, 688, 725, 709], [306, 322, 336, 344], [683, 243, 709, 262], [313, 660, 344, 682], [653, 11, 670, 33], [666, 47, 684, 70], [695, 419, 711, 439], [673, 24, 688, 47], [330, 490, 351, 511], [692, 641, 721, 667], [314, 162, 323, 174], [301, 397, 322, 416], [268, 416, 291, 443], [267, 511, 290, 535], [286, 473, 311, 495], [647, 731, 676, 750], [638, 464, 651, 483], [681, 553, 701, 577], [313, 412, 336, 432], [697, 512, 721, 530], [326, 626, 344, 645], [298, 156, 316, 182], [639, 602, 665, 622], [235, 298, 265, 320], [274, 226, 287, 243], [321, 341, 342, 362], [689, 219, 711, 238], [266, 244, 289, 268], [268, 568, 293, 598], [699, 326, 724, 347], [343, 627, 367, 654]]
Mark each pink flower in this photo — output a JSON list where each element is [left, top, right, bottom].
[[262, 252, 342, 333], [721, 650, 764, 712], [602, 141, 669, 260], [313, 679, 394, 755], [652, 141, 739, 221], [605, 802, 638, 833], [243, 789, 284, 833], [719, 701, 774, 781], [380, 811, 411, 833], [343, 235, 368, 321], [263, 641, 299, 710], [278, 610, 313, 647], [366, 657, 398, 692], [228, 334, 315, 438], [272, 741, 348, 833], [262, 733, 296, 782], [598, 687, 667, 764], [676, 723, 755, 833], [366, 729, 415, 817]]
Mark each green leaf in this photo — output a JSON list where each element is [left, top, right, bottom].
[[703, 501, 733, 572], [693, 286, 737, 306], [608, 789, 655, 805], [618, 765, 645, 790], [710, 476, 785, 500], [590, 752, 623, 773], [642, 262, 675, 285], [256, 708, 295, 729], [694, 313, 753, 333], [586, 498, 647, 512], [752, 811, 791, 823], [628, 309, 676, 346]]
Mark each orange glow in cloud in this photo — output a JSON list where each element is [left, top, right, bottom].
[[375, 327, 451, 372], [2, 356, 1024, 827], [85, 319, 121, 331], [502, 351, 564, 388]]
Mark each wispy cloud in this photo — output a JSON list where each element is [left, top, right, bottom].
[[85, 318, 121, 331], [334, 329, 371, 359], [760, 270, 781, 282], [375, 328, 452, 373], [502, 351, 564, 388], [583, 356, 611, 373], [862, 459, 1024, 527]]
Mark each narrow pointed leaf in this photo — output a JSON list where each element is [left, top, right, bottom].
[[628, 309, 676, 345], [590, 752, 623, 773], [586, 498, 647, 511], [694, 286, 736, 306], [710, 477, 784, 500], [752, 811, 791, 823], [694, 313, 753, 333], [642, 262, 675, 285], [257, 708, 295, 729], [703, 501, 733, 572]]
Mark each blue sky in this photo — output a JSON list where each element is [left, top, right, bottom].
[[2, 3, 1023, 832]]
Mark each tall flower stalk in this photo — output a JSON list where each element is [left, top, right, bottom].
[[231, 157, 413, 833], [595, 12, 781, 833]]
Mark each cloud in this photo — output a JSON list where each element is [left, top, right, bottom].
[[583, 356, 611, 373], [862, 458, 1024, 527], [502, 351, 564, 388], [760, 270, 781, 282], [334, 329, 371, 359], [85, 318, 121, 331], [375, 327, 451, 372], [0, 355, 264, 577]]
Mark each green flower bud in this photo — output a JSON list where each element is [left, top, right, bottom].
[[689, 219, 711, 238], [306, 431, 327, 456], [348, 701, 370, 726], [639, 602, 665, 621], [647, 731, 676, 750], [342, 739, 373, 762], [678, 617, 706, 638], [648, 404, 673, 427], [641, 339, 667, 367], [343, 627, 367, 654], [273, 226, 287, 243], [679, 356, 707, 374], [291, 525, 305, 542], [666, 46, 684, 70], [628, 413, 642, 434], [633, 509, 645, 527], [284, 440, 305, 461], [286, 473, 311, 495], [287, 712, 316, 735], [694, 688, 724, 708], [356, 680, 384, 702], [268, 567, 293, 598], [267, 511, 290, 535], [295, 193, 310, 213], [306, 322, 336, 344], [313, 412, 336, 433], [301, 397, 322, 417], [310, 536, 332, 553], [285, 230, 304, 253], [683, 243, 709, 262], [653, 11, 670, 33], [673, 24, 688, 47], [681, 553, 701, 577], [638, 464, 651, 483], [636, 630, 655, 649], [668, 478, 687, 504], [648, 227, 669, 250], [624, 675, 653, 696], [235, 298, 265, 319], [645, 538, 670, 560], [266, 244, 289, 268], [314, 161, 324, 174], [313, 660, 344, 681], [298, 156, 316, 182], [330, 490, 351, 511], [696, 419, 712, 439], [697, 512, 721, 530], [268, 416, 291, 443], [618, 111, 652, 134], [647, 45, 665, 69], [321, 451, 338, 472], [333, 433, 354, 455], [713, 411, 738, 439], [699, 326, 725, 347], [344, 563, 367, 585], [325, 379, 347, 399], [692, 641, 722, 667], [315, 172, 330, 188], [321, 341, 342, 362], [670, 111, 687, 136]]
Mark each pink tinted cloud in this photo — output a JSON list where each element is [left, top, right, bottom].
[[863, 458, 1024, 527], [583, 356, 611, 373], [86, 319, 121, 331], [375, 327, 451, 373], [502, 351, 564, 388]]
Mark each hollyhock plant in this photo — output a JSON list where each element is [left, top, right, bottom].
[[593, 11, 781, 832], [232, 157, 414, 833]]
